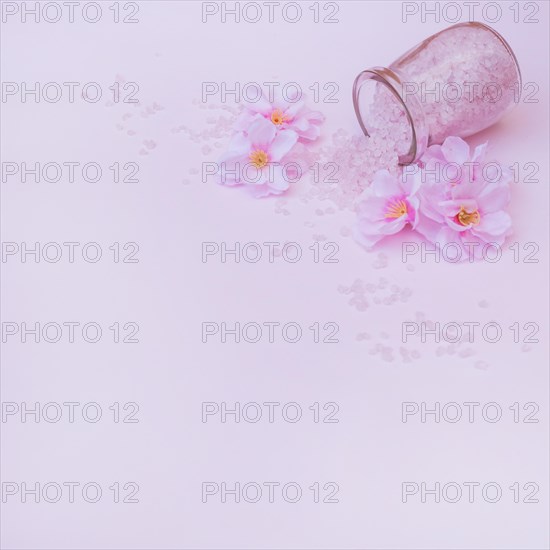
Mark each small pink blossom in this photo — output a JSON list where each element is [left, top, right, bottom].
[[355, 169, 421, 249], [416, 136, 512, 259], [219, 116, 298, 197], [234, 88, 324, 142]]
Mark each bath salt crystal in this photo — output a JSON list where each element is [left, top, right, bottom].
[[310, 83, 409, 210], [182, 102, 242, 149], [372, 252, 388, 269], [339, 226, 351, 237]]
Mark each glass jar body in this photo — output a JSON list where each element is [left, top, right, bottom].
[[353, 22, 521, 164]]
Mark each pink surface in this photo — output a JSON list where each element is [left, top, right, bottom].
[[1, 1, 549, 548]]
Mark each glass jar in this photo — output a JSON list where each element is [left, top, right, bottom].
[[352, 22, 521, 164]]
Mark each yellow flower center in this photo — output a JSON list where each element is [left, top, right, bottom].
[[270, 109, 287, 126], [457, 207, 480, 226], [249, 149, 269, 169], [385, 199, 408, 219]]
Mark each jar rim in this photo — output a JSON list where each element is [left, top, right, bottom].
[[352, 66, 428, 165]]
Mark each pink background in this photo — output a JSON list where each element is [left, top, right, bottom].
[[1, 1, 549, 548]]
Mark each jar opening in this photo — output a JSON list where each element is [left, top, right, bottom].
[[352, 67, 427, 165]]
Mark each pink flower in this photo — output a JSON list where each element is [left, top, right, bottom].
[[234, 88, 324, 142], [355, 169, 421, 249], [219, 116, 298, 198], [416, 136, 512, 259]]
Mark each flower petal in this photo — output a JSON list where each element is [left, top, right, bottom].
[[402, 169, 423, 196], [357, 196, 388, 222], [441, 136, 471, 165], [219, 132, 251, 163], [370, 169, 401, 197], [269, 130, 298, 162], [266, 164, 291, 192], [246, 92, 272, 115], [471, 142, 488, 163], [284, 100, 305, 118], [247, 182, 279, 198], [473, 211, 512, 241], [477, 182, 511, 213], [248, 116, 277, 149], [415, 214, 443, 243], [353, 225, 385, 250], [378, 216, 408, 235], [438, 199, 478, 218], [446, 217, 473, 232]]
